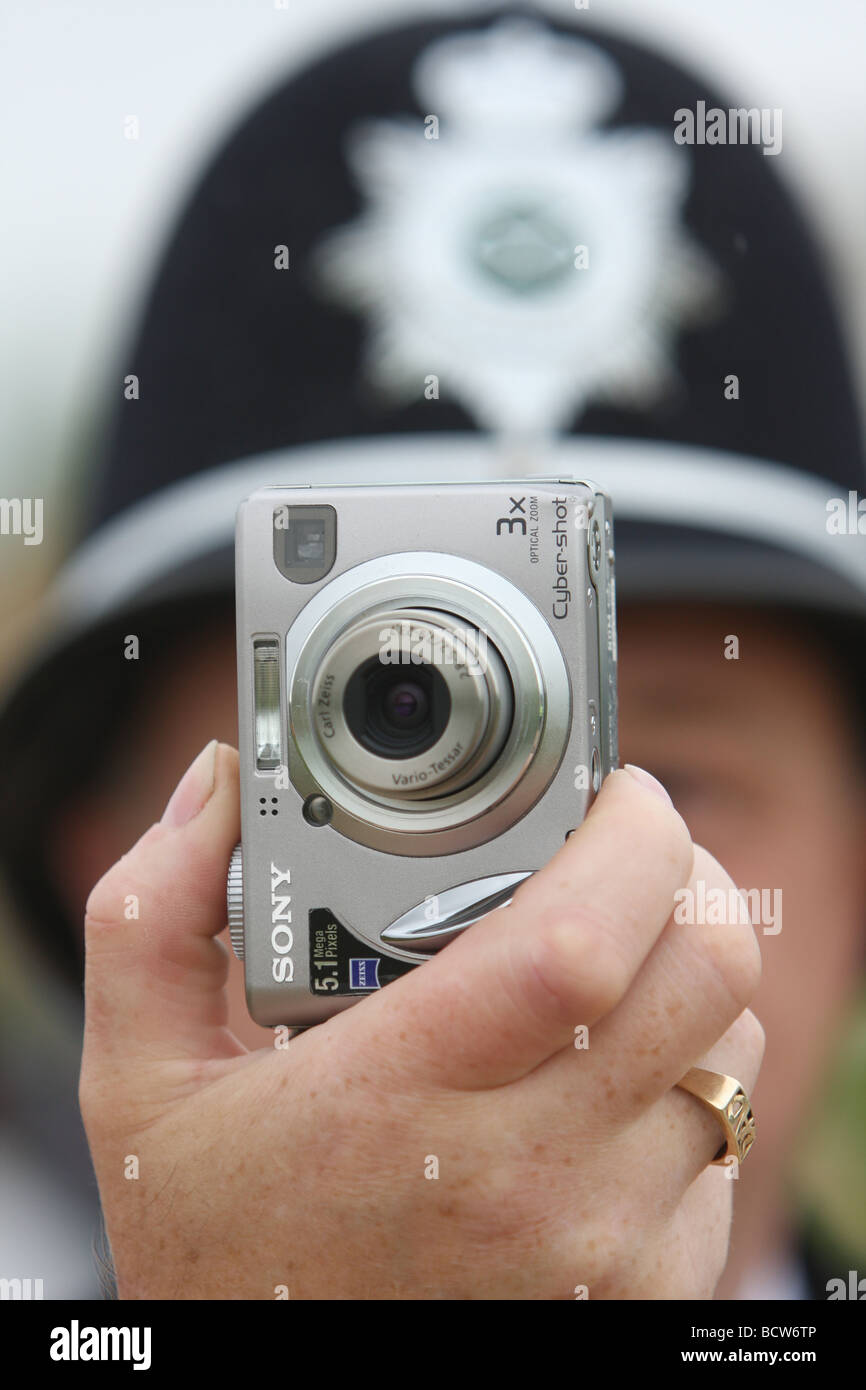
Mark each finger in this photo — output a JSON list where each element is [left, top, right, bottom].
[[82, 741, 245, 1066], [475, 1002, 763, 1234], [528, 1007, 762, 1296], [340, 766, 694, 1090], [665, 1167, 734, 1299], [645, 1010, 765, 1298], [661, 1005, 765, 1187], [642, 1167, 733, 1299], [522, 844, 762, 1117]]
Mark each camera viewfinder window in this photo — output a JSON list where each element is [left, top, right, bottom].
[[273, 504, 337, 584]]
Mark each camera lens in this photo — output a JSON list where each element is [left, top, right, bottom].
[[343, 660, 451, 760], [306, 606, 515, 803], [287, 556, 572, 848], [385, 682, 425, 727]]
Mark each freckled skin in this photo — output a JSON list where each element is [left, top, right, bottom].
[[65, 603, 865, 1297], [77, 763, 758, 1297]]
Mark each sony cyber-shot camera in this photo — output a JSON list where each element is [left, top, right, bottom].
[[228, 479, 617, 1027]]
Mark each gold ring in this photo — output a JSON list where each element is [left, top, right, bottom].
[[676, 1067, 756, 1166]]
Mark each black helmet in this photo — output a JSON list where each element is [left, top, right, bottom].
[[1, 9, 864, 983]]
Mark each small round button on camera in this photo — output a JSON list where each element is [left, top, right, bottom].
[[303, 794, 333, 826]]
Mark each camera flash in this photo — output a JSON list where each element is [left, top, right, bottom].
[[253, 639, 282, 770]]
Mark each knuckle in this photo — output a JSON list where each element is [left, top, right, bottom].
[[688, 846, 763, 1011], [84, 867, 124, 930], [84, 862, 139, 934], [83, 825, 163, 932], [528, 908, 632, 1020], [581, 935, 632, 1018], [704, 922, 762, 1014], [84, 856, 156, 937]]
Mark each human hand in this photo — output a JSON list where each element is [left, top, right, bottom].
[[80, 742, 762, 1299]]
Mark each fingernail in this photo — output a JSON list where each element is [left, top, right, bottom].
[[161, 741, 218, 827], [623, 763, 673, 806]]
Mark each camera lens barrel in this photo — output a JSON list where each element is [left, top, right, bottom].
[[285, 553, 571, 854], [310, 608, 514, 798]]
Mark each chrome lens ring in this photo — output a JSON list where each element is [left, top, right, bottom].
[[310, 608, 513, 798], [285, 553, 571, 854]]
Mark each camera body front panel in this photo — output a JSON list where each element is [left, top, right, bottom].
[[230, 479, 617, 1027]]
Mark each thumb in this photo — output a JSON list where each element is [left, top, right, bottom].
[[82, 740, 244, 1067]]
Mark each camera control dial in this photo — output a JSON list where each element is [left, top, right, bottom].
[[227, 843, 245, 960]]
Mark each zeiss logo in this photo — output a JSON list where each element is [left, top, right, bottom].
[[350, 958, 380, 990], [270, 863, 293, 983]]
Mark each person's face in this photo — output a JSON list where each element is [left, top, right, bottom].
[[616, 604, 866, 1206], [56, 602, 866, 1195]]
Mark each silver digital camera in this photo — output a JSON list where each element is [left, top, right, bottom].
[[228, 479, 617, 1027]]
